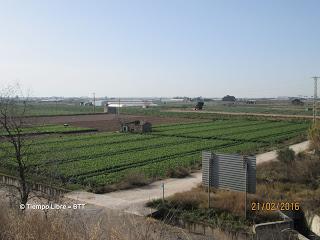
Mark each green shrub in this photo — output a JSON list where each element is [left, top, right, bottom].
[[308, 122, 320, 154], [166, 167, 190, 178], [296, 151, 306, 161], [277, 147, 295, 164]]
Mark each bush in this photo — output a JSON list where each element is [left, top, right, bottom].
[[166, 167, 190, 178], [296, 151, 306, 161], [277, 147, 295, 164], [122, 171, 150, 187], [90, 171, 150, 193], [168, 189, 207, 210], [308, 123, 320, 154], [292, 157, 320, 187]]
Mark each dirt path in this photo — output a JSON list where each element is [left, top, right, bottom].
[[165, 109, 316, 119], [256, 141, 310, 164], [67, 173, 202, 216], [66, 141, 310, 216]]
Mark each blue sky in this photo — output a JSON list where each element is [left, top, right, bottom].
[[0, 0, 319, 98]]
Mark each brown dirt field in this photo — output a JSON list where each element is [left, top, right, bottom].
[[26, 114, 201, 132]]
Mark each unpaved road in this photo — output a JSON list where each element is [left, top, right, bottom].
[[256, 140, 310, 165], [66, 141, 310, 216], [165, 109, 316, 119], [67, 173, 202, 216]]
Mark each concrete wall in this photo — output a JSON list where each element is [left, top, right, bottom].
[[253, 220, 293, 240], [163, 211, 309, 240], [253, 211, 295, 240], [305, 211, 320, 237], [178, 220, 253, 240], [0, 173, 68, 196]]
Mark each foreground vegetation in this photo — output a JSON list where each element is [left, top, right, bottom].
[[0, 119, 309, 191], [147, 187, 280, 234], [0, 199, 192, 240], [148, 149, 320, 238], [257, 152, 320, 215]]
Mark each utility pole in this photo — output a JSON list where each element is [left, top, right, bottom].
[[118, 97, 120, 116], [93, 92, 96, 113], [312, 77, 319, 124]]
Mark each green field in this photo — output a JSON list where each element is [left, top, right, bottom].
[[14, 100, 314, 117], [164, 101, 313, 116], [0, 119, 309, 189], [0, 124, 95, 136], [121, 103, 314, 118], [20, 103, 104, 116]]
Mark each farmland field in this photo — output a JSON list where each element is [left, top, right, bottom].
[[0, 119, 310, 189], [120, 104, 316, 120], [25, 113, 200, 132], [0, 124, 95, 136], [18, 102, 104, 116]]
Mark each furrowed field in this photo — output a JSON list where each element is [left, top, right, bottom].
[[0, 125, 95, 136], [0, 119, 309, 190]]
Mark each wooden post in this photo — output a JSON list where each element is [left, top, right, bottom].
[[162, 182, 164, 203], [243, 156, 248, 219]]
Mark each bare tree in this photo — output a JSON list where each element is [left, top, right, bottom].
[[0, 84, 32, 208]]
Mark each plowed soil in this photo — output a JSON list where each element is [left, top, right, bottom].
[[26, 114, 200, 132]]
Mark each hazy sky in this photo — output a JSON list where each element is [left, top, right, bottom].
[[0, 0, 319, 98]]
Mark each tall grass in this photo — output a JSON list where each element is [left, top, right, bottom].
[[0, 199, 193, 240]]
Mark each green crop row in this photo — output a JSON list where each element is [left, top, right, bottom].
[[153, 119, 243, 132], [0, 119, 310, 188], [81, 141, 266, 186], [225, 123, 308, 141], [28, 136, 198, 166], [0, 124, 94, 136], [46, 139, 230, 178], [156, 121, 292, 138]]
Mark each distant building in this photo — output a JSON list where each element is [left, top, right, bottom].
[[80, 101, 93, 106], [120, 120, 152, 133], [194, 101, 204, 110], [246, 100, 256, 104], [105, 99, 157, 108], [291, 99, 304, 105], [94, 100, 108, 106], [104, 104, 117, 114], [222, 95, 236, 102]]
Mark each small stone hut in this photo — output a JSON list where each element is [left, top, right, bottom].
[[120, 120, 152, 133]]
